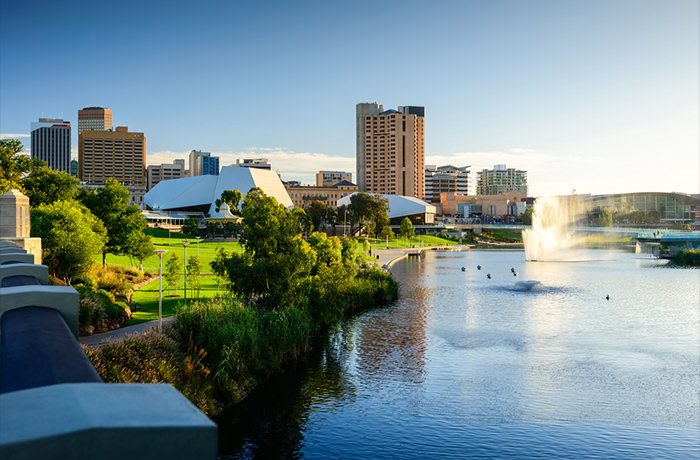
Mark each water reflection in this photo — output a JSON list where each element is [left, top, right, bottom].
[[217, 250, 700, 458]]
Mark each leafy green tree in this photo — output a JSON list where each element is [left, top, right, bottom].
[[187, 255, 202, 299], [399, 217, 415, 240], [182, 217, 200, 235], [520, 207, 533, 225], [214, 189, 243, 213], [80, 178, 149, 266], [306, 200, 328, 231], [165, 253, 181, 295], [646, 210, 661, 224], [212, 188, 316, 309], [597, 207, 612, 227], [30, 200, 107, 282], [128, 231, 155, 272], [378, 225, 395, 242], [22, 166, 80, 207], [0, 139, 44, 194], [308, 232, 342, 272], [349, 193, 389, 236]]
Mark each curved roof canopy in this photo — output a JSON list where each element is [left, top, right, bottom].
[[145, 166, 293, 215], [337, 193, 436, 219]]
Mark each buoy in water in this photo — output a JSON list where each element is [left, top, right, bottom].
[[461, 267, 466, 272], [487, 273, 492, 279], [510, 267, 516, 273], [477, 265, 482, 270]]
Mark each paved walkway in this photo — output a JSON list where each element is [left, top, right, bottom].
[[79, 316, 175, 347]]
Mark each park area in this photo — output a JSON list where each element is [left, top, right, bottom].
[[98, 229, 462, 325]]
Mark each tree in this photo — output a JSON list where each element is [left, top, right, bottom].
[[214, 189, 243, 213], [0, 140, 44, 194], [399, 217, 415, 240], [597, 208, 612, 227], [30, 200, 107, 283], [212, 188, 316, 310], [348, 193, 389, 236], [378, 225, 395, 242], [128, 231, 155, 273], [306, 200, 328, 232], [182, 217, 200, 235], [165, 253, 181, 295], [186, 255, 203, 299], [520, 207, 533, 225], [80, 178, 150, 266], [22, 166, 79, 207]]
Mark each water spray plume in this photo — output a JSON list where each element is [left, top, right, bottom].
[[523, 196, 584, 261]]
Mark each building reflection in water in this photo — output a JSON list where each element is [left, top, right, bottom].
[[354, 257, 430, 386]]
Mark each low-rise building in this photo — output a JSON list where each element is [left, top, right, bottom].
[[235, 158, 271, 170], [316, 170, 352, 187], [440, 192, 527, 221], [285, 180, 359, 209], [147, 159, 187, 190]]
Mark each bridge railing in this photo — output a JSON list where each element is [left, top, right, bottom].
[[0, 240, 217, 459]]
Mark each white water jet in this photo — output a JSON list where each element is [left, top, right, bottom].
[[523, 195, 583, 261]]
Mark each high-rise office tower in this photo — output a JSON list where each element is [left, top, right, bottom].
[[356, 102, 425, 199], [79, 126, 145, 186], [78, 106, 113, 133], [30, 118, 71, 173]]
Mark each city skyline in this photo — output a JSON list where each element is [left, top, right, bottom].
[[1, 0, 698, 196]]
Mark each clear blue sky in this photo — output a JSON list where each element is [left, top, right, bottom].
[[2, 0, 698, 196]]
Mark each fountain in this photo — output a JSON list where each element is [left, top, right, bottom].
[[522, 195, 583, 261]]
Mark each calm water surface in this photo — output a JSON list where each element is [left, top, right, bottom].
[[218, 250, 700, 459]]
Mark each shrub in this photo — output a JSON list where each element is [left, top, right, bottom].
[[673, 249, 700, 267], [83, 329, 218, 415]]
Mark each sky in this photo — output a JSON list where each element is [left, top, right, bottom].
[[1, 0, 698, 196]]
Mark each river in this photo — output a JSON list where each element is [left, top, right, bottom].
[[217, 249, 700, 459]]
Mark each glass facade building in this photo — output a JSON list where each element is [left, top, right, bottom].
[[584, 193, 700, 224]]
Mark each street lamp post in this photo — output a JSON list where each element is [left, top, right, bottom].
[[154, 249, 168, 334], [182, 239, 190, 305], [344, 209, 348, 237]]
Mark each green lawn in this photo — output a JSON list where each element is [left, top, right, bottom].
[[128, 274, 227, 325], [107, 230, 459, 325], [367, 234, 459, 250], [95, 228, 243, 273]]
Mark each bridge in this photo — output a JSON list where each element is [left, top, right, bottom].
[[0, 189, 217, 459]]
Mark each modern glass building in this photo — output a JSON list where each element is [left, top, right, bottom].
[[202, 155, 220, 175], [584, 192, 700, 224]]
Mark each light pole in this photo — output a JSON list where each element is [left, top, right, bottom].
[[182, 239, 190, 305], [154, 249, 168, 334], [344, 209, 348, 237]]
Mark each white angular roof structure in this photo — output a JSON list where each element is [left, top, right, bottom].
[[144, 166, 293, 215], [337, 193, 436, 219]]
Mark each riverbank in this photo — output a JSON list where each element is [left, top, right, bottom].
[[83, 264, 399, 416]]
